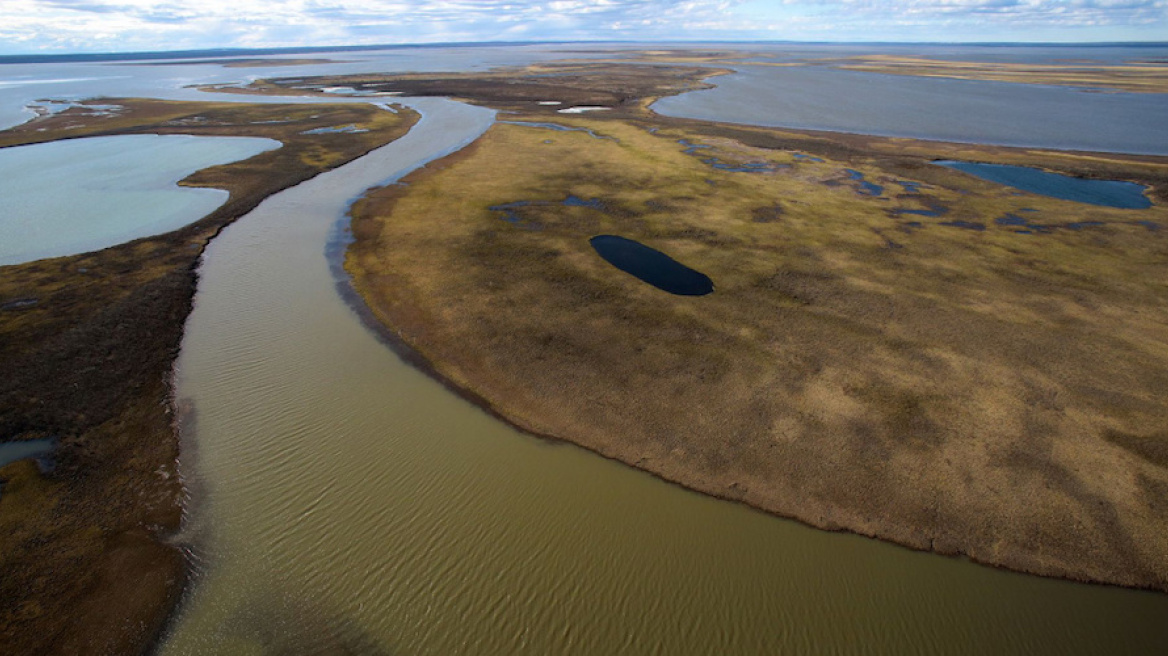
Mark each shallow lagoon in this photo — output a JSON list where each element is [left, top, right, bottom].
[[0, 134, 279, 265]]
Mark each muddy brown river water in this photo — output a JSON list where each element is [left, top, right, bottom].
[[160, 97, 1168, 655]]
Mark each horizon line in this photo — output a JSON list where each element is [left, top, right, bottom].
[[3, 38, 1167, 63]]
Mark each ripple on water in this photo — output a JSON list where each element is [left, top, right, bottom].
[[162, 98, 1168, 656]]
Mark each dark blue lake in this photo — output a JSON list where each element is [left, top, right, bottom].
[[936, 160, 1152, 209], [589, 235, 713, 296]]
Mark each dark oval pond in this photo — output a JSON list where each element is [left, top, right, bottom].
[[590, 235, 714, 296], [935, 160, 1152, 209]]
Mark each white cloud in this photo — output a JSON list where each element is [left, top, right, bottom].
[[0, 0, 1164, 53]]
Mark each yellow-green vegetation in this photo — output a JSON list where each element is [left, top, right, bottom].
[[828, 54, 1168, 93], [0, 97, 417, 654], [348, 114, 1168, 592]]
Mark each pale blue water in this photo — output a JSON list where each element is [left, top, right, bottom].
[[0, 134, 279, 264], [652, 63, 1168, 155]]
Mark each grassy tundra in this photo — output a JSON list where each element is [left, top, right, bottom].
[[346, 106, 1168, 592]]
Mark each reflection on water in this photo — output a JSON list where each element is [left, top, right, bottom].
[[163, 98, 1168, 655]]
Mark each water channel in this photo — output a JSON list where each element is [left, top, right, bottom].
[[161, 97, 1168, 655]]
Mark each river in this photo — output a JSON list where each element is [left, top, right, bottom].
[[160, 97, 1168, 655]]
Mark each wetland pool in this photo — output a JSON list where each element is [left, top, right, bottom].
[[0, 438, 54, 469], [590, 234, 714, 296]]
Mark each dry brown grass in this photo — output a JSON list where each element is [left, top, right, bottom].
[[347, 115, 1168, 592]]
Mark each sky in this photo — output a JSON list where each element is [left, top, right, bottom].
[[1, 0, 1166, 54]]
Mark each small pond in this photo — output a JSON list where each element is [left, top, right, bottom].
[[0, 134, 280, 265], [935, 160, 1152, 209], [590, 235, 713, 296], [844, 169, 883, 196], [0, 438, 54, 475]]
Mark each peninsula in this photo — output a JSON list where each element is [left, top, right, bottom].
[[237, 60, 1168, 592]]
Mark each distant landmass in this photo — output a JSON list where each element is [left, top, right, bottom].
[[2, 40, 1166, 65]]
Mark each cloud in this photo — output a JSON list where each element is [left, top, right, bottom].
[[0, 0, 1164, 53], [777, 0, 1167, 26]]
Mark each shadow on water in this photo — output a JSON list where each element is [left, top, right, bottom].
[[214, 590, 396, 656]]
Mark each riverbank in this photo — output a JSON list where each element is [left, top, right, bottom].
[[0, 98, 416, 653], [340, 66, 1168, 592]]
